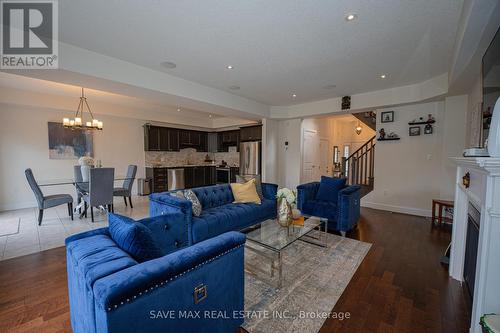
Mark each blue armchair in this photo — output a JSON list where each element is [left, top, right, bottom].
[[297, 181, 361, 235], [65, 213, 246, 333]]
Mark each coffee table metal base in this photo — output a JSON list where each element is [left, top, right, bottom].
[[244, 217, 328, 289]]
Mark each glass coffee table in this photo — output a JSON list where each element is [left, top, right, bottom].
[[241, 216, 328, 288]]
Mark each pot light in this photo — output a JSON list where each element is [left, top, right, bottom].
[[177, 107, 181, 112], [209, 114, 213, 118], [292, 93, 297, 98], [380, 74, 387, 79], [226, 65, 234, 70], [324, 84, 337, 90], [228, 85, 240, 90], [345, 13, 357, 21]]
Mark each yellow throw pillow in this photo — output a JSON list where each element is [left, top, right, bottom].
[[230, 179, 261, 205]]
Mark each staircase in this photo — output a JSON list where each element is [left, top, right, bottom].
[[341, 135, 376, 198], [352, 111, 376, 131]]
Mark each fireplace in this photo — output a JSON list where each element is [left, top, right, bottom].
[[464, 203, 480, 302]]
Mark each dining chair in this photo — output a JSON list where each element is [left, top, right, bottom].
[[25, 168, 73, 225], [73, 165, 90, 212], [113, 165, 137, 208], [83, 168, 114, 222]]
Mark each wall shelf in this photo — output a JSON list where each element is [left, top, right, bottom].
[[377, 137, 400, 141], [408, 120, 436, 125]]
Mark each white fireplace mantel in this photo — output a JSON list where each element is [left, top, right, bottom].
[[450, 157, 500, 333]]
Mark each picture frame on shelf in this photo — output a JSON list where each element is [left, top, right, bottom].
[[381, 111, 394, 123], [409, 126, 421, 136]]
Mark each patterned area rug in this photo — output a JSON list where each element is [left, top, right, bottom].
[[243, 231, 371, 333], [0, 218, 20, 237]]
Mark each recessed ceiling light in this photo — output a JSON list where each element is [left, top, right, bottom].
[[160, 61, 177, 69], [228, 85, 240, 90], [345, 13, 357, 21], [380, 74, 387, 79], [177, 107, 181, 112], [209, 114, 213, 118], [292, 93, 297, 98], [226, 65, 234, 70], [324, 84, 337, 89]]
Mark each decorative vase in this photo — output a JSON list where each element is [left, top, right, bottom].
[[487, 97, 500, 157], [277, 198, 293, 227]]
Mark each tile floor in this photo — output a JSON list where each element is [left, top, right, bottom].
[[0, 196, 149, 261]]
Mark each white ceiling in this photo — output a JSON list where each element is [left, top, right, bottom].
[[59, 0, 463, 106]]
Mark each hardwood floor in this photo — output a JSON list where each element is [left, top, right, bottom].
[[0, 208, 470, 332]]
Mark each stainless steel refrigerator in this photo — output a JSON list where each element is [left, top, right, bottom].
[[240, 141, 261, 176]]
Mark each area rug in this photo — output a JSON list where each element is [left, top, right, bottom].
[[0, 218, 20, 237], [243, 231, 371, 333]]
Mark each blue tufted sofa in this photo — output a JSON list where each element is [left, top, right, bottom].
[[65, 212, 246, 333], [149, 183, 278, 244], [297, 182, 361, 235]]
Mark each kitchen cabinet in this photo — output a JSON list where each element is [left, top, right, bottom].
[[240, 125, 262, 142], [179, 130, 208, 152], [144, 125, 180, 151], [144, 125, 161, 151], [184, 166, 215, 188], [217, 130, 240, 152]]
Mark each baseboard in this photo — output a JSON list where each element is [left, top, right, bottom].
[[361, 201, 431, 217]]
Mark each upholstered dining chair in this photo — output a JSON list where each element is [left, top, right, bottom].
[[113, 165, 137, 208], [83, 168, 114, 222], [25, 168, 73, 225]]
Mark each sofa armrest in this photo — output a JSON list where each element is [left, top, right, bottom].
[[336, 185, 361, 231], [149, 192, 193, 215], [92, 232, 246, 333], [261, 183, 278, 200], [65, 227, 109, 246], [296, 182, 320, 211]]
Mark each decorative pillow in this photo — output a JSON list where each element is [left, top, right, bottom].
[[230, 179, 261, 204], [183, 189, 202, 217], [108, 213, 163, 263], [236, 174, 263, 200], [315, 176, 346, 202]]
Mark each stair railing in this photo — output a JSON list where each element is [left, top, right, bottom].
[[342, 136, 376, 187]]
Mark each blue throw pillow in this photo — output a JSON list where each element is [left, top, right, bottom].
[[108, 213, 163, 263], [315, 176, 346, 202]]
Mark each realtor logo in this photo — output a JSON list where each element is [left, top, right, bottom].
[[1, 0, 58, 68]]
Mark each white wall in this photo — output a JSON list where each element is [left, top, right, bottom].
[[362, 98, 468, 216], [262, 118, 279, 184], [277, 119, 302, 189], [0, 103, 146, 210]]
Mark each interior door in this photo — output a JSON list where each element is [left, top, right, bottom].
[[302, 130, 320, 183], [319, 139, 330, 177]]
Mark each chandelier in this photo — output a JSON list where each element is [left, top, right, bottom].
[[62, 88, 102, 130]]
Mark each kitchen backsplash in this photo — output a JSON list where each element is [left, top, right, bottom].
[[145, 148, 239, 167]]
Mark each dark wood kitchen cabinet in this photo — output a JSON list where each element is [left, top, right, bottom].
[[144, 125, 180, 151], [179, 130, 208, 152], [240, 125, 262, 142], [217, 130, 240, 152], [144, 125, 161, 151]]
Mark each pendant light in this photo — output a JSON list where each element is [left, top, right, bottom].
[[355, 121, 362, 135]]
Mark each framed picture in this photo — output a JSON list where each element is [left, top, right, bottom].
[[381, 111, 394, 123], [409, 126, 421, 136], [48, 122, 93, 159]]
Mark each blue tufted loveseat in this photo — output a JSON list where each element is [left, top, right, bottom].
[[297, 181, 361, 235], [65, 212, 246, 333], [149, 183, 278, 244]]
